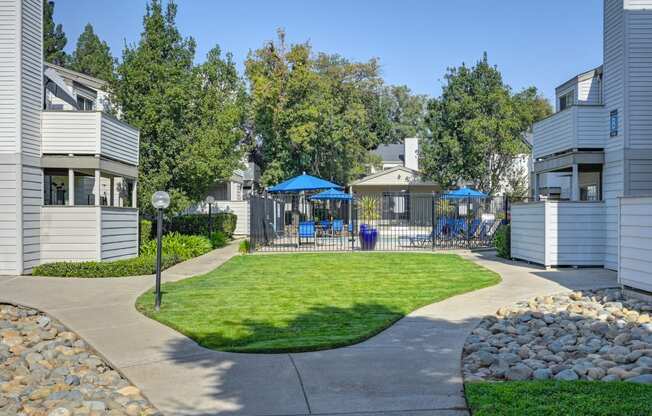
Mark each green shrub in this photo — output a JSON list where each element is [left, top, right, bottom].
[[140, 232, 212, 260], [239, 239, 250, 254], [139, 219, 152, 248], [32, 255, 181, 278], [494, 224, 510, 258], [209, 231, 228, 249], [165, 213, 237, 237]]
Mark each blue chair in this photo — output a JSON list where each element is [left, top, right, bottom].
[[469, 219, 481, 238], [298, 221, 316, 246], [319, 220, 331, 233], [332, 219, 343, 235]]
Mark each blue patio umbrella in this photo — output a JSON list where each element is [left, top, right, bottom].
[[267, 172, 343, 193], [309, 188, 353, 201], [443, 187, 488, 199]]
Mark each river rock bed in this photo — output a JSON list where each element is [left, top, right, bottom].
[[463, 289, 652, 383], [0, 304, 160, 416]]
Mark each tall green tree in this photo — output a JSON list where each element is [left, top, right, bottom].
[[43, 0, 68, 66], [245, 30, 395, 186], [113, 0, 246, 213], [70, 23, 115, 81], [175, 46, 249, 200], [379, 85, 429, 142], [420, 53, 551, 195]]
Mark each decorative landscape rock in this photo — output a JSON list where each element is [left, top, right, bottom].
[[0, 304, 160, 416], [463, 289, 652, 383]]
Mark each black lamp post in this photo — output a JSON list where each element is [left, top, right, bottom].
[[206, 195, 215, 236], [151, 191, 170, 311]]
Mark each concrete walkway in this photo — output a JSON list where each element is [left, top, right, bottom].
[[0, 245, 617, 416]]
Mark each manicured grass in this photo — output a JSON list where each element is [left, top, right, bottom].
[[136, 253, 500, 353], [465, 381, 652, 416]]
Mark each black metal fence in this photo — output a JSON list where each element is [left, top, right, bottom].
[[249, 192, 507, 252]]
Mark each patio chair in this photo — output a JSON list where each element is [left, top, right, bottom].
[[319, 220, 331, 236], [298, 221, 316, 246], [468, 219, 481, 237], [398, 218, 446, 247], [332, 219, 344, 236]]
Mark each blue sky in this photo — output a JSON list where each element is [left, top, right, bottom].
[[54, 0, 603, 103]]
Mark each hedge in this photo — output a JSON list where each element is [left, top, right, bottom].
[[140, 219, 152, 248], [32, 255, 181, 278], [165, 213, 237, 237], [494, 224, 510, 259], [140, 232, 213, 260]]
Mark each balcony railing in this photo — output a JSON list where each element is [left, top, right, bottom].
[[42, 111, 139, 166], [533, 105, 606, 159]]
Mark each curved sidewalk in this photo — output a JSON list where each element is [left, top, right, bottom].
[[0, 246, 617, 416]]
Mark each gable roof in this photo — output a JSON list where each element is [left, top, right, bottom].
[[350, 166, 437, 186], [371, 143, 404, 162], [45, 62, 108, 91]]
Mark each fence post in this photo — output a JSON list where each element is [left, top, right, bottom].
[[431, 192, 436, 250]]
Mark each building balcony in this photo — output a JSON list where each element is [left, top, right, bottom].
[[40, 206, 138, 263], [42, 111, 139, 166], [533, 105, 606, 160]]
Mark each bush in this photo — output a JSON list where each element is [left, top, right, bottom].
[[165, 213, 237, 237], [494, 224, 510, 259], [239, 239, 250, 255], [140, 232, 212, 260], [139, 219, 152, 248], [209, 231, 228, 249], [32, 255, 181, 278]]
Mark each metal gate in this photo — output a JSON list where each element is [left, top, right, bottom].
[[249, 192, 507, 252]]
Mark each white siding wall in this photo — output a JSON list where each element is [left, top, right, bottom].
[[41, 111, 99, 154], [0, 0, 42, 274], [40, 206, 138, 264], [0, 163, 18, 274], [22, 165, 41, 271], [511, 203, 546, 264], [533, 110, 574, 159], [533, 106, 606, 159], [629, 160, 652, 194], [19, 0, 42, 271], [619, 196, 652, 292], [20, 0, 41, 159], [101, 208, 138, 261], [603, 0, 626, 270], [576, 106, 607, 148], [512, 202, 606, 267], [214, 201, 249, 235], [546, 202, 606, 266], [42, 111, 139, 166], [100, 115, 139, 166], [0, 0, 18, 154], [0, 1, 19, 274], [578, 76, 603, 105], [40, 207, 99, 263]]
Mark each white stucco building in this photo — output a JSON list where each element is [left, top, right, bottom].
[[0, 0, 140, 275], [511, 0, 652, 293]]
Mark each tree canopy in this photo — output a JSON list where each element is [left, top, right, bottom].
[[112, 0, 246, 214], [70, 23, 115, 81], [420, 53, 551, 195], [43, 0, 67, 66], [245, 30, 423, 186]]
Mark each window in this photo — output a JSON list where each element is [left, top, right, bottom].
[[559, 91, 574, 111], [76, 95, 95, 111], [610, 110, 618, 137], [44, 169, 69, 205]]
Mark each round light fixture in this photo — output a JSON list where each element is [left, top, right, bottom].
[[205, 195, 215, 204], [151, 191, 170, 209]]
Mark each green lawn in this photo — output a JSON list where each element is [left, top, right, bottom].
[[466, 381, 652, 416], [136, 253, 500, 353]]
